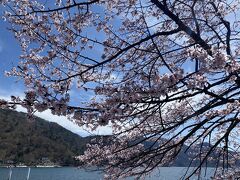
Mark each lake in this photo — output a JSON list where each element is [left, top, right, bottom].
[[0, 167, 215, 180]]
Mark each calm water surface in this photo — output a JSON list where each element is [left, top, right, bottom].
[[0, 167, 215, 180]]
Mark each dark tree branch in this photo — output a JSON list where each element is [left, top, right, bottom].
[[151, 0, 212, 56]]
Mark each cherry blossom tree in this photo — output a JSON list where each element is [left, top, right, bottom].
[[1, 0, 240, 179]]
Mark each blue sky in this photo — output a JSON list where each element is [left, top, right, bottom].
[[0, 9, 112, 137], [0, 4, 200, 137], [0, 20, 23, 91], [1, 1, 236, 137]]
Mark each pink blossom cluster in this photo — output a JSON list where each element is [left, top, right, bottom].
[[2, 0, 240, 179]]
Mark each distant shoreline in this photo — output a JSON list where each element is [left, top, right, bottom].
[[0, 165, 62, 168]]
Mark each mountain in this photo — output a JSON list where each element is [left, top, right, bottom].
[[0, 108, 236, 168], [0, 108, 90, 166]]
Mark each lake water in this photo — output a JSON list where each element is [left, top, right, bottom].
[[0, 167, 215, 180]]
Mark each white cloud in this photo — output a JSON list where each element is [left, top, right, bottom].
[[0, 92, 112, 137], [32, 109, 112, 137]]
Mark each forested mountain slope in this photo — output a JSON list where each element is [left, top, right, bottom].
[[0, 109, 88, 166], [0, 109, 232, 167]]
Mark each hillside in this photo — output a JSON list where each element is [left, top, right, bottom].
[[0, 108, 89, 166], [0, 108, 235, 168]]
